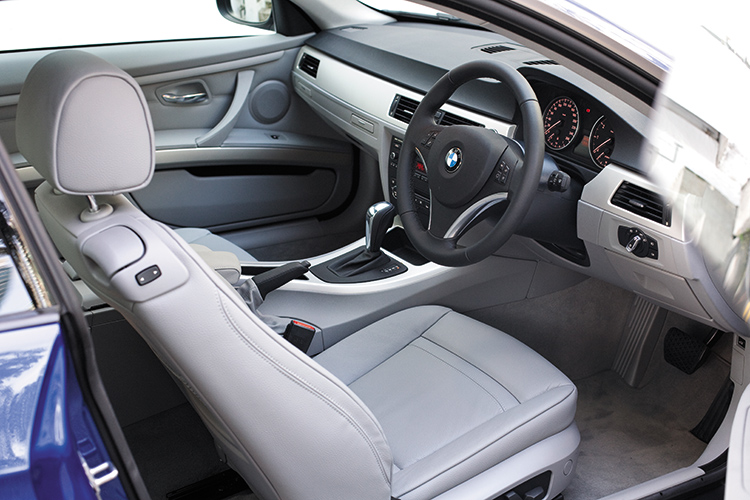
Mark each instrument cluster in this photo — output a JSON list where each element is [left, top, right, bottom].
[[536, 83, 616, 171]]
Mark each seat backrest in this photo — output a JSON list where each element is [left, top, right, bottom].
[[17, 50, 393, 500]]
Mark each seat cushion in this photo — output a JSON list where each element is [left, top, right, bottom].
[[174, 227, 256, 263], [315, 305, 578, 499]]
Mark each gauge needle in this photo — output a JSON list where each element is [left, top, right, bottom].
[[545, 120, 561, 134], [593, 138, 611, 153]]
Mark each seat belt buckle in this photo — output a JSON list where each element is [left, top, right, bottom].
[[283, 319, 317, 353]]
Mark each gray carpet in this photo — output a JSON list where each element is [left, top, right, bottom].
[[565, 347, 730, 500], [467, 277, 635, 380], [466, 277, 731, 499]]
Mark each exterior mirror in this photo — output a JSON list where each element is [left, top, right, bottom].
[[218, 0, 273, 25]]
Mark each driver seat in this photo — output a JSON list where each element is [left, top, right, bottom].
[[18, 50, 579, 500]]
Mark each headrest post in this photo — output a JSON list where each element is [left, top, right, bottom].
[[80, 195, 113, 222], [86, 195, 100, 214]]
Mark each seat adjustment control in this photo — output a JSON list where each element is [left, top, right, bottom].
[[136, 265, 161, 286]]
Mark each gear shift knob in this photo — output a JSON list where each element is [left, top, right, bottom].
[[365, 201, 396, 254]]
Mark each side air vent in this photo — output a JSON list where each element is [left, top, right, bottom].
[[480, 45, 515, 54], [389, 94, 484, 128], [299, 53, 320, 78], [524, 59, 558, 66], [611, 181, 671, 226]]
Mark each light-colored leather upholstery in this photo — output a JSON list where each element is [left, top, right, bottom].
[[18, 50, 580, 500], [316, 306, 578, 499]]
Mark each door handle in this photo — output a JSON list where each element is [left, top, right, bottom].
[[161, 92, 208, 104]]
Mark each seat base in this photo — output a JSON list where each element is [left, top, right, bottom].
[[316, 305, 579, 500], [432, 424, 580, 500]]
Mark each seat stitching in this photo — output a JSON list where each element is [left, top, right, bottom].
[[396, 385, 576, 498], [344, 308, 452, 386], [421, 335, 520, 406], [215, 290, 392, 485], [411, 342, 508, 411]]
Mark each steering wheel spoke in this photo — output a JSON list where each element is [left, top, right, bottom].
[[440, 192, 509, 240], [425, 197, 460, 239]]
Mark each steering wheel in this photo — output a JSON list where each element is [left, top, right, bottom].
[[396, 60, 544, 267]]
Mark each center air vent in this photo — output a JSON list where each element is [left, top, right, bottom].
[[611, 181, 671, 226], [299, 53, 320, 78], [480, 45, 515, 54], [389, 94, 483, 128], [524, 59, 558, 66], [389, 95, 419, 124]]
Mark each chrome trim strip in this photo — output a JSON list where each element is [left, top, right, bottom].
[[443, 192, 508, 239]]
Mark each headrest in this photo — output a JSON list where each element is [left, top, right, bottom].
[[16, 50, 154, 195]]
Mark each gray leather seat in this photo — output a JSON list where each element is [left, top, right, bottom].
[[18, 50, 580, 500]]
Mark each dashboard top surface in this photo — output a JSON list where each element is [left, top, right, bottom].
[[305, 22, 649, 176]]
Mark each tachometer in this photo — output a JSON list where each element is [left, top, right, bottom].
[[543, 97, 579, 150], [589, 116, 615, 169]]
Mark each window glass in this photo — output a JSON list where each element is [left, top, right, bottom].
[[0, 0, 274, 53]]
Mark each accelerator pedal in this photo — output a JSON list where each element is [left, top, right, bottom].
[[664, 328, 723, 375]]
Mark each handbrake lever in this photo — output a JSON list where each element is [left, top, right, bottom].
[[252, 260, 311, 299]]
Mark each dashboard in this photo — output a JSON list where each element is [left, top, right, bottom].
[[291, 21, 750, 336]]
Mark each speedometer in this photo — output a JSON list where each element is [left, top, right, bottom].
[[543, 97, 579, 150], [589, 116, 615, 169]]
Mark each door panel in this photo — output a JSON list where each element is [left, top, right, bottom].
[[131, 47, 355, 230], [0, 28, 366, 253]]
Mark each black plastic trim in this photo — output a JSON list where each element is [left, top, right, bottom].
[[306, 31, 518, 121], [273, 0, 318, 36]]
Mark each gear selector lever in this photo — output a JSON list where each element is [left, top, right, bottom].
[[310, 202, 407, 283], [366, 201, 397, 255]]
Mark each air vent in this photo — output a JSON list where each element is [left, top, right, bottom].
[[389, 94, 483, 128], [439, 111, 483, 127], [524, 59, 558, 66], [611, 181, 671, 226], [389, 95, 419, 124], [299, 53, 320, 78], [480, 45, 515, 54]]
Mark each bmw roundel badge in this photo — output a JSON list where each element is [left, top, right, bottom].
[[445, 147, 462, 172]]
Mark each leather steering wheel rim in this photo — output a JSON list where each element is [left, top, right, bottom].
[[396, 60, 545, 267]]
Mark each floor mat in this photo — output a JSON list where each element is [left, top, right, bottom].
[[123, 403, 229, 500], [166, 469, 248, 500], [565, 350, 730, 500]]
